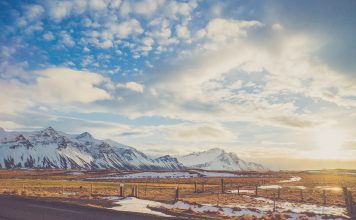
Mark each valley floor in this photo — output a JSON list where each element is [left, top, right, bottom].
[[0, 169, 355, 219]]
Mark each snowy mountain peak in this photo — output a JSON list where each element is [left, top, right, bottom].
[[75, 132, 93, 140], [39, 126, 60, 137], [0, 127, 5, 133], [0, 127, 265, 171], [178, 147, 266, 171], [0, 127, 184, 170]]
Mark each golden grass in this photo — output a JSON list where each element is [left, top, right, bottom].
[[0, 170, 354, 208]]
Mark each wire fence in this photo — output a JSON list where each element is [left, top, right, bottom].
[[0, 178, 355, 216]]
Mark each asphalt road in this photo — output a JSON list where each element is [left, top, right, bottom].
[[0, 196, 183, 220]]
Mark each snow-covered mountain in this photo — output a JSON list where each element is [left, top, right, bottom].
[[177, 148, 266, 171], [0, 127, 266, 171], [0, 127, 184, 170]]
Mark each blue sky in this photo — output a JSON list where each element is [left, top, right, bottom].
[[1, 0, 356, 169]]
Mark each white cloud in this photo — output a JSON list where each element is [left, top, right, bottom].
[[109, 0, 121, 9], [43, 32, 54, 41], [89, 0, 108, 11], [35, 68, 112, 104], [0, 67, 112, 116], [165, 0, 197, 18], [205, 18, 263, 42], [48, 1, 73, 21], [176, 24, 190, 39], [109, 19, 143, 38], [132, 0, 164, 16], [117, 81, 145, 93], [60, 31, 75, 47], [26, 4, 44, 21], [162, 123, 236, 142], [272, 23, 284, 31], [99, 39, 113, 48]]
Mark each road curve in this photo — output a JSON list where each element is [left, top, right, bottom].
[[0, 195, 183, 220]]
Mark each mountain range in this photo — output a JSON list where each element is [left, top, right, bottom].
[[0, 127, 266, 171]]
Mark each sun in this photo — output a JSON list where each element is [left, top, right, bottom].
[[313, 126, 348, 159]]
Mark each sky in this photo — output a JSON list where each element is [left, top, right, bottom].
[[0, 0, 356, 170]]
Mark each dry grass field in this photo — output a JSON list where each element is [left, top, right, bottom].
[[0, 169, 355, 219]]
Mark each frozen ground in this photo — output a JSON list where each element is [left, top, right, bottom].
[[110, 197, 172, 217], [279, 176, 302, 183], [89, 171, 198, 179], [88, 170, 253, 179], [108, 196, 347, 219]]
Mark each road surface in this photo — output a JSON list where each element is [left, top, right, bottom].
[[0, 196, 184, 220]]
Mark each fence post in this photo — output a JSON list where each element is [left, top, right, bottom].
[[221, 179, 224, 193], [277, 187, 280, 199], [136, 185, 139, 198], [255, 185, 258, 196], [119, 184, 125, 197], [300, 189, 304, 202], [194, 182, 197, 193], [131, 186, 135, 197], [175, 186, 179, 201], [217, 192, 220, 206], [323, 190, 326, 205], [343, 187, 356, 217]]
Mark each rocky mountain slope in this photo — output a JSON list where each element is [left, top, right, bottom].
[[0, 127, 183, 170], [177, 148, 266, 171], [0, 127, 266, 171]]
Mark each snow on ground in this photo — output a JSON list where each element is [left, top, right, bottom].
[[315, 186, 342, 192], [162, 199, 346, 219], [110, 197, 172, 217], [194, 170, 244, 177], [287, 186, 306, 190], [279, 176, 301, 183], [239, 196, 347, 219], [227, 189, 255, 194], [259, 185, 282, 189], [90, 171, 198, 179], [161, 201, 264, 218], [108, 196, 347, 219], [68, 171, 84, 175]]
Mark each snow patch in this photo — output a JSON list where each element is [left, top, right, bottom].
[[110, 197, 172, 217], [279, 176, 301, 183]]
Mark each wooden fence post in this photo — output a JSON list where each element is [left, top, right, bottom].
[[175, 186, 179, 201], [217, 192, 220, 207], [343, 187, 356, 217], [255, 185, 258, 196], [277, 187, 280, 199], [119, 184, 124, 197], [194, 182, 197, 193], [300, 189, 304, 202], [323, 190, 326, 205], [131, 186, 135, 197], [221, 179, 225, 193]]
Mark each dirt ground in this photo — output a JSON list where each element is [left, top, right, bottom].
[[0, 169, 354, 214]]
